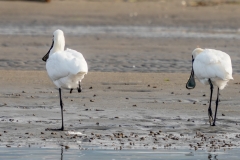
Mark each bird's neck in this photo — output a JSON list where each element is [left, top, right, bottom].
[[50, 38, 65, 54]]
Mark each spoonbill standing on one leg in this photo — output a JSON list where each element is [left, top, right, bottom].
[[42, 29, 88, 131], [186, 48, 233, 126]]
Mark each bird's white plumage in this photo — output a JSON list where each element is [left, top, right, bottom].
[[193, 48, 233, 90], [46, 30, 88, 89]]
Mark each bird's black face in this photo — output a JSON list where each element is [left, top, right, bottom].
[[186, 56, 196, 89], [42, 40, 54, 62]]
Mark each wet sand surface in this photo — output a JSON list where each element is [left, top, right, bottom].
[[0, 70, 240, 150], [0, 0, 240, 152], [1, 34, 240, 73]]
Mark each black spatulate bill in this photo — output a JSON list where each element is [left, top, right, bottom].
[[42, 40, 54, 62], [186, 69, 196, 89], [186, 56, 196, 89]]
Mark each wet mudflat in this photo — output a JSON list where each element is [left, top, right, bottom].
[[0, 71, 240, 152]]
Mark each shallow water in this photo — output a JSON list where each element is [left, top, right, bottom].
[[1, 147, 240, 160], [0, 25, 240, 39]]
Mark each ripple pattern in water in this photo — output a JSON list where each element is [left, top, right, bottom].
[[0, 25, 240, 39]]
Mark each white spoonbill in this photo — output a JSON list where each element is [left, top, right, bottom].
[[186, 48, 233, 126], [42, 29, 88, 131]]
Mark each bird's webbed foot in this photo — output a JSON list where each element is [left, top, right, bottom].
[[77, 87, 82, 93], [45, 127, 64, 131]]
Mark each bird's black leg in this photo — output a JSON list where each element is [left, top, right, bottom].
[[70, 88, 73, 94], [77, 81, 82, 93], [59, 88, 64, 131], [212, 88, 220, 126], [45, 88, 64, 131], [208, 79, 214, 126]]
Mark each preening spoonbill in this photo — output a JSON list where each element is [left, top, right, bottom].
[[186, 48, 233, 126], [42, 29, 88, 131]]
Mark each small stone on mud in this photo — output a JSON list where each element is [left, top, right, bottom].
[[132, 104, 137, 107], [90, 100, 94, 102], [89, 87, 93, 89], [222, 114, 225, 116]]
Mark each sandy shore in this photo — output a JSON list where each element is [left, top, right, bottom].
[[0, 70, 240, 150], [1, 0, 240, 28], [1, 1, 240, 73]]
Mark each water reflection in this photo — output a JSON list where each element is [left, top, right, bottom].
[[0, 147, 240, 160], [208, 153, 218, 160], [61, 148, 63, 160]]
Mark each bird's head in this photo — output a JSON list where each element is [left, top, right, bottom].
[[42, 29, 65, 62], [192, 48, 204, 60], [53, 29, 64, 43], [186, 48, 203, 90]]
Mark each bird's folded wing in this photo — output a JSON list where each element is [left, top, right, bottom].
[[46, 50, 88, 81], [194, 49, 233, 80], [65, 48, 88, 73]]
